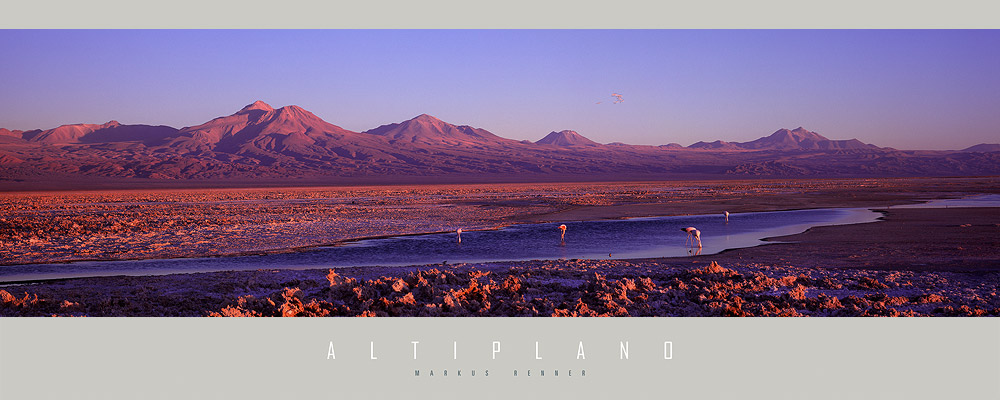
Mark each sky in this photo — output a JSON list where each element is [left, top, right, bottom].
[[1, 30, 997, 150]]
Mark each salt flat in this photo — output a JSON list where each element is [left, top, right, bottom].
[[1, 176, 998, 317]]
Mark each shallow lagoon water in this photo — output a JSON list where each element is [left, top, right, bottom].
[[894, 193, 1000, 208], [1, 207, 879, 282]]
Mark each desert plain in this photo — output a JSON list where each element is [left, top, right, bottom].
[[1, 176, 998, 317]]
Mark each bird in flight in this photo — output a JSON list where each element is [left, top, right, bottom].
[[597, 93, 624, 105]]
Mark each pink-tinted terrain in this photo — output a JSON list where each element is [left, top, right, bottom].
[[1, 177, 997, 317], [3, 177, 990, 265], [2, 101, 999, 190]]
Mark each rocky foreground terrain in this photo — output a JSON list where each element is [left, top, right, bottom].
[[1, 257, 996, 317]]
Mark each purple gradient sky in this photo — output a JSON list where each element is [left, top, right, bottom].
[[1, 30, 997, 150]]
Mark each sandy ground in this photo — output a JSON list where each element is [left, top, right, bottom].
[[709, 208, 1000, 271], [1, 177, 997, 317]]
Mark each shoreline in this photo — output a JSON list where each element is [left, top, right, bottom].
[[0, 205, 880, 277], [701, 207, 1000, 272], [4, 177, 993, 267], [1, 206, 997, 317]]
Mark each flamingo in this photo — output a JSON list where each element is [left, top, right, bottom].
[[724, 211, 729, 222], [681, 227, 702, 248], [457, 228, 462, 243], [559, 224, 567, 241]]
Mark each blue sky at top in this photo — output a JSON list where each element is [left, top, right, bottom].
[[1, 29, 997, 149]]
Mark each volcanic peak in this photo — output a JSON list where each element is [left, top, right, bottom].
[[238, 100, 275, 114], [412, 113, 441, 122], [769, 127, 828, 142], [536, 130, 598, 146]]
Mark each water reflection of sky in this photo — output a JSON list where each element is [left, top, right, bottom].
[[1, 207, 879, 282], [894, 194, 1000, 209]]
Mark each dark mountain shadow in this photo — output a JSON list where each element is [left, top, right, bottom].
[[79, 125, 180, 146]]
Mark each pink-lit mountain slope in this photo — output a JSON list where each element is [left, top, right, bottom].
[[536, 130, 599, 146], [168, 101, 368, 151], [19, 121, 177, 146], [2, 101, 999, 188], [364, 114, 521, 148], [690, 127, 881, 151]]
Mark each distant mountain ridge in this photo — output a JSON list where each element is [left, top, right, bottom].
[[2, 101, 998, 187], [536, 130, 599, 146], [166, 100, 364, 154], [364, 114, 517, 147], [962, 143, 1000, 152], [690, 127, 880, 151], [0, 102, 883, 151], [29, 121, 124, 144], [3, 120, 179, 147]]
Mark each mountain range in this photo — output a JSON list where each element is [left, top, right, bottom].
[[689, 127, 882, 151], [1, 101, 998, 189]]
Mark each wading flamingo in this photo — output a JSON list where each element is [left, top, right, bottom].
[[681, 227, 702, 248], [559, 224, 567, 240], [457, 228, 462, 243], [724, 211, 729, 222]]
